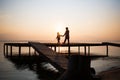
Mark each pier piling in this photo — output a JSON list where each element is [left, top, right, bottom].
[[10, 45, 12, 56], [6, 45, 8, 56], [84, 46, 86, 55], [19, 46, 21, 56], [3, 44, 5, 56], [29, 46, 31, 56], [106, 45, 108, 56], [78, 46, 80, 54]]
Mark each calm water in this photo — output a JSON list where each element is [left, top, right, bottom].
[[0, 42, 39, 80], [0, 41, 120, 80]]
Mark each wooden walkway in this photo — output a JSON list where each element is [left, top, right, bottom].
[[29, 42, 68, 72]]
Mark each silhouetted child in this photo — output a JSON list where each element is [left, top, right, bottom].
[[56, 32, 61, 43]]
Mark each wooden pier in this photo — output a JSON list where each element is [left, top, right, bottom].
[[3, 43, 31, 57], [3, 42, 120, 71]]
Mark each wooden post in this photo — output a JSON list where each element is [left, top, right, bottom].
[[68, 44, 70, 56], [19, 46, 21, 56], [29, 46, 31, 56], [106, 45, 108, 56], [6, 45, 8, 56], [88, 46, 90, 56], [10, 45, 12, 56], [3, 44, 5, 56], [54, 46, 56, 52], [84, 46, 86, 56], [78, 46, 80, 55]]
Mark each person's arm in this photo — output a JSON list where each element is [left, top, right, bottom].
[[60, 35, 63, 37], [63, 31, 66, 37]]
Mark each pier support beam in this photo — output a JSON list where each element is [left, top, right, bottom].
[[54, 46, 56, 52], [84, 46, 86, 55], [19, 46, 21, 56], [68, 44, 70, 56], [106, 45, 108, 56], [6, 45, 8, 56], [10, 45, 12, 56], [3, 44, 5, 56], [29, 46, 31, 56]]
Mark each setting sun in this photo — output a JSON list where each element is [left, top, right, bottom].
[[55, 24, 64, 33]]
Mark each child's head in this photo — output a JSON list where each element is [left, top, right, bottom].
[[57, 32, 60, 35]]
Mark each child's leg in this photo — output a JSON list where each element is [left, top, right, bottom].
[[58, 39, 60, 43]]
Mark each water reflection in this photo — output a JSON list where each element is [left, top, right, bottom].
[[6, 55, 61, 80]]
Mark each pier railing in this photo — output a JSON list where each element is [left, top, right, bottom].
[[3, 42, 120, 57]]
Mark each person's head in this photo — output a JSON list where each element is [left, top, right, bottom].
[[66, 27, 68, 30]]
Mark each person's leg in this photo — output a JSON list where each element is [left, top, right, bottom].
[[58, 38, 61, 43], [58, 40, 60, 43], [57, 39, 59, 43], [68, 38, 69, 44], [63, 38, 66, 43]]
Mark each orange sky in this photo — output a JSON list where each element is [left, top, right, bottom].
[[0, 0, 120, 42]]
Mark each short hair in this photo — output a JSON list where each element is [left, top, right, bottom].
[[66, 27, 68, 29]]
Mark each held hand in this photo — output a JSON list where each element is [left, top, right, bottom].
[[60, 35, 62, 37]]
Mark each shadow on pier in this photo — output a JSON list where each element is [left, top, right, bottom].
[[6, 54, 61, 80]]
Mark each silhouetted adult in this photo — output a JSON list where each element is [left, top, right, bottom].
[[63, 27, 70, 44]]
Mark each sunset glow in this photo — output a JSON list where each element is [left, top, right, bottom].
[[55, 24, 64, 33], [0, 0, 120, 42]]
